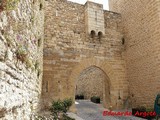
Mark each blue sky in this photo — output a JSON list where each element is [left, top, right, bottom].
[[67, 0, 109, 10]]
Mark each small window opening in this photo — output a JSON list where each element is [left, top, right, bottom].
[[118, 91, 121, 100], [90, 30, 96, 38], [122, 38, 125, 45], [98, 31, 103, 39], [39, 3, 43, 10], [46, 81, 48, 92], [38, 38, 42, 47]]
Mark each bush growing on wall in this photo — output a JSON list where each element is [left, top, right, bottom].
[[0, 0, 20, 12]]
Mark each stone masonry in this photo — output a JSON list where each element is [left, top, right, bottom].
[[1, 0, 159, 119], [42, 0, 127, 112], [0, 0, 44, 119], [109, 0, 160, 108], [85, 1, 105, 35]]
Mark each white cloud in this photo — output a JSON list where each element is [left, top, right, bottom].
[[67, 0, 109, 10]]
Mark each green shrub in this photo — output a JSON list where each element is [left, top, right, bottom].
[[0, 0, 20, 11], [25, 59, 33, 69], [16, 45, 28, 63], [34, 60, 39, 70], [50, 98, 73, 120], [63, 98, 73, 113], [37, 68, 42, 78]]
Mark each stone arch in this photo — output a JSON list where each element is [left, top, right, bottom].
[[90, 30, 96, 38], [68, 58, 119, 112], [75, 65, 111, 106], [98, 31, 103, 39]]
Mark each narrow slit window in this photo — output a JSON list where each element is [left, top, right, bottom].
[[122, 38, 125, 45], [46, 81, 48, 92], [39, 3, 43, 10]]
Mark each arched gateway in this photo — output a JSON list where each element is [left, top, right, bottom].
[[67, 58, 125, 112]]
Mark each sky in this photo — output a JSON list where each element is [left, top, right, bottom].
[[67, 0, 109, 10]]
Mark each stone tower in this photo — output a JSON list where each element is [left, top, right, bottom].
[[85, 1, 105, 36]]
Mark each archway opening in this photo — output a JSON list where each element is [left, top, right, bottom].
[[90, 30, 96, 38], [75, 66, 111, 108], [98, 31, 103, 39]]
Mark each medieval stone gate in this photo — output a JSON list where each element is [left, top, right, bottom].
[[41, 0, 128, 111], [69, 58, 123, 111], [75, 65, 109, 105]]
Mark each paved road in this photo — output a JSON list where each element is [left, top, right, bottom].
[[75, 100, 145, 120]]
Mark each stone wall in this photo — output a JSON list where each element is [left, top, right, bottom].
[[43, 0, 127, 110], [0, 0, 44, 119], [109, 0, 160, 108]]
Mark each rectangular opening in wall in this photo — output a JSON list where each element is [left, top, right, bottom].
[[46, 81, 48, 92]]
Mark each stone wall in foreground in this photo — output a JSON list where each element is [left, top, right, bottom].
[[0, 0, 44, 119], [109, 0, 160, 108]]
